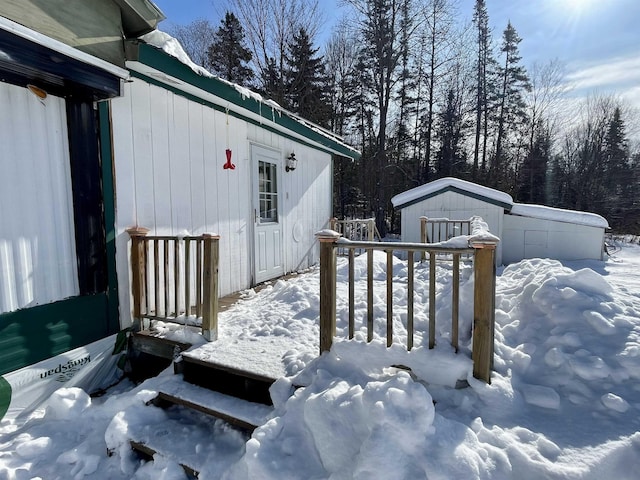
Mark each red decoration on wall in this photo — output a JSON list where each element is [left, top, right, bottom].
[[223, 148, 235, 170]]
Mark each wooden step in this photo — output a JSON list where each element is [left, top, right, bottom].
[[152, 374, 273, 432], [180, 355, 277, 406], [125, 401, 249, 478], [128, 330, 193, 382]]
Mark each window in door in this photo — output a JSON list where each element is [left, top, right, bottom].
[[258, 160, 278, 222]]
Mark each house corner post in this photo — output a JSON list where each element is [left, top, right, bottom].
[[127, 227, 149, 330], [316, 230, 340, 354], [202, 234, 220, 341], [471, 241, 497, 383]]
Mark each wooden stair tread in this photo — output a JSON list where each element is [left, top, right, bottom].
[[131, 330, 192, 360], [130, 441, 199, 478], [125, 403, 248, 477], [156, 375, 273, 431], [180, 354, 278, 384]]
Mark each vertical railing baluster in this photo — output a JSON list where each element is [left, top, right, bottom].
[[407, 250, 414, 351], [163, 239, 169, 317], [348, 248, 355, 339], [144, 238, 150, 316], [185, 239, 191, 318], [196, 238, 202, 318], [386, 249, 393, 347], [452, 253, 460, 352], [153, 239, 159, 316], [367, 247, 374, 342], [174, 239, 180, 317], [429, 251, 436, 349]]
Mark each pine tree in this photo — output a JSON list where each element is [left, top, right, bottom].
[[435, 88, 469, 178], [492, 22, 530, 187], [471, 0, 499, 179], [517, 127, 551, 204], [284, 28, 331, 126], [208, 12, 254, 84], [603, 107, 634, 230]]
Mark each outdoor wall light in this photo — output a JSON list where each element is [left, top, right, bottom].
[[286, 152, 298, 172]]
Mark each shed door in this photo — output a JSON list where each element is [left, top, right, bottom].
[[252, 146, 284, 284]]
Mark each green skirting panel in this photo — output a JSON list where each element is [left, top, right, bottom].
[[0, 294, 110, 376]]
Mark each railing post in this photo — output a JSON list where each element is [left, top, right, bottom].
[[202, 234, 220, 341], [127, 227, 149, 330], [330, 217, 338, 232], [420, 216, 428, 243], [367, 218, 375, 241], [471, 241, 497, 383], [316, 230, 341, 354], [420, 216, 428, 261]]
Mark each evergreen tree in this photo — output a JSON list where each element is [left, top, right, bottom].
[[472, 0, 495, 178], [208, 12, 254, 84], [285, 28, 331, 126], [435, 88, 469, 178], [492, 22, 530, 187], [603, 107, 634, 229], [517, 127, 551, 203]]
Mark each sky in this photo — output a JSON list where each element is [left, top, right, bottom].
[[2, 238, 640, 477], [153, 0, 640, 129]]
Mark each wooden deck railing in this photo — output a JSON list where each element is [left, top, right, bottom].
[[330, 217, 381, 242], [127, 227, 219, 341], [317, 217, 498, 383], [420, 216, 471, 243]]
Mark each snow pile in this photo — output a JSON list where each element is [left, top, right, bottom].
[[1, 246, 640, 478], [140, 30, 214, 79]]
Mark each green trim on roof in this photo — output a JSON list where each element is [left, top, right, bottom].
[[395, 185, 513, 211], [127, 42, 360, 160]]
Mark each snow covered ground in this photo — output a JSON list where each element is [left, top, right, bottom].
[[1, 243, 640, 479]]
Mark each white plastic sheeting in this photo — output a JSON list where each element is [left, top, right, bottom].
[[0, 81, 79, 313]]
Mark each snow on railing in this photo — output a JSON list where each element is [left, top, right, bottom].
[[316, 216, 498, 383], [127, 228, 219, 341]]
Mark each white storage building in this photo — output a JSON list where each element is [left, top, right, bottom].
[[391, 177, 609, 265]]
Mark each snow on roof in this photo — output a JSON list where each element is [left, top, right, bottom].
[[510, 203, 610, 229], [140, 29, 213, 79], [391, 177, 513, 209]]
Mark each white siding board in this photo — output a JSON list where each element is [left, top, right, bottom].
[[110, 85, 136, 229], [112, 78, 337, 323], [503, 215, 605, 263], [130, 82, 155, 229], [150, 88, 172, 232], [168, 94, 193, 233], [188, 101, 207, 234], [398, 190, 504, 264]]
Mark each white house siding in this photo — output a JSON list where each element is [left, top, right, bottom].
[[111, 79, 332, 326], [502, 214, 605, 264], [399, 190, 504, 265], [246, 124, 331, 271], [0, 82, 79, 313]]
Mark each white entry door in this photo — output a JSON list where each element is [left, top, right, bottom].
[[253, 146, 284, 283]]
